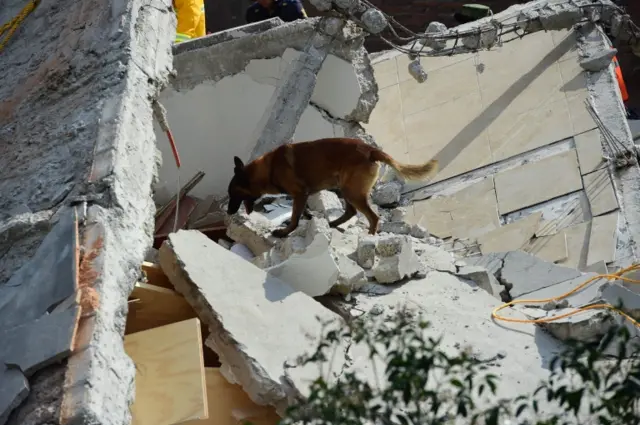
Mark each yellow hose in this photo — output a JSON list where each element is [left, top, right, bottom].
[[491, 263, 640, 329], [0, 0, 39, 53]]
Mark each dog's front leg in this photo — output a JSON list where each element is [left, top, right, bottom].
[[272, 193, 308, 238]]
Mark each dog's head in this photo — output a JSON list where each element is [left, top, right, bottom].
[[227, 156, 259, 215]]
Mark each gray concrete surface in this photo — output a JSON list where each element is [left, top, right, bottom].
[[0, 0, 175, 422]]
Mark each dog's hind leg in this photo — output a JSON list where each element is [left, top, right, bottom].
[[341, 164, 380, 235], [328, 201, 356, 229], [349, 196, 379, 235], [272, 193, 309, 238]]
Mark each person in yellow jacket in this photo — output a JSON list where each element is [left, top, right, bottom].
[[174, 0, 206, 43]]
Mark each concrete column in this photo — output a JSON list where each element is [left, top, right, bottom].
[[248, 18, 347, 161]]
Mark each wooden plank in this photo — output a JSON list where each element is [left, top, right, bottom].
[[182, 368, 280, 425], [125, 318, 208, 425], [126, 282, 197, 335], [141, 261, 173, 289]]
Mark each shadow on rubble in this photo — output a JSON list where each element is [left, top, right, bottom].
[[431, 32, 578, 173]]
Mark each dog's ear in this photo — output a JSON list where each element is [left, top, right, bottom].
[[233, 156, 245, 174]]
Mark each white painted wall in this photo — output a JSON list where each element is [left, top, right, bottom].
[[154, 48, 361, 203]]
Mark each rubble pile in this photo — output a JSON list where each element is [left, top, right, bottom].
[[221, 191, 439, 296], [220, 192, 640, 349]]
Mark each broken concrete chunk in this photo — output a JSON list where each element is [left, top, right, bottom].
[[307, 191, 343, 221], [599, 282, 640, 318], [266, 234, 338, 297], [361, 8, 388, 34], [379, 221, 412, 235], [356, 235, 377, 269], [226, 212, 277, 256], [375, 234, 406, 257], [159, 230, 345, 415], [410, 223, 428, 239], [456, 265, 507, 301], [0, 208, 78, 330], [500, 251, 583, 299], [305, 216, 332, 246], [580, 48, 617, 72], [0, 306, 80, 376], [0, 366, 29, 425], [333, 254, 367, 294], [371, 181, 401, 206], [389, 207, 406, 222], [524, 307, 616, 342], [372, 236, 421, 284]]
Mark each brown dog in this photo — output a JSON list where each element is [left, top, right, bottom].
[[227, 137, 438, 237]]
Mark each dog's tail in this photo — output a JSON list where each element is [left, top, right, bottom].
[[371, 149, 439, 181]]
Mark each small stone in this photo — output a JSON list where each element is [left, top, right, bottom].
[[407, 60, 427, 83], [410, 223, 428, 239], [361, 8, 387, 34], [371, 181, 401, 206], [424, 21, 447, 51], [369, 304, 384, 315], [427, 236, 438, 245], [390, 207, 406, 222], [379, 221, 412, 235]]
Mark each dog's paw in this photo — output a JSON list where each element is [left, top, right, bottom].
[[271, 228, 290, 238]]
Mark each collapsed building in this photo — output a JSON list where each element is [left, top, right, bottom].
[[1, 0, 640, 424]]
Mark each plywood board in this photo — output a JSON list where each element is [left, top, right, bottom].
[[126, 282, 197, 335], [183, 368, 280, 425], [141, 261, 173, 289], [126, 318, 208, 425]]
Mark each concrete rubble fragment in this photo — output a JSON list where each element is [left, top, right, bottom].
[[580, 47, 618, 72], [456, 265, 508, 301], [307, 191, 343, 221], [372, 235, 422, 284], [371, 181, 402, 206], [226, 211, 277, 256], [159, 230, 346, 415]]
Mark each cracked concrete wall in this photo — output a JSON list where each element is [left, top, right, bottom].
[[0, 0, 174, 423], [365, 17, 636, 272], [153, 18, 378, 203]]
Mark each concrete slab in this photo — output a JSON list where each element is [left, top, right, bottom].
[[494, 150, 583, 215], [500, 251, 583, 299], [478, 212, 542, 254], [523, 232, 568, 263], [583, 168, 618, 217], [159, 230, 343, 415], [410, 178, 499, 240], [574, 129, 606, 174], [587, 212, 618, 266], [0, 209, 78, 330], [599, 282, 640, 315], [514, 273, 605, 308], [0, 306, 80, 376], [0, 367, 29, 425], [522, 307, 614, 342]]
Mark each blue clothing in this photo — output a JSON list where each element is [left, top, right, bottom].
[[246, 0, 307, 24]]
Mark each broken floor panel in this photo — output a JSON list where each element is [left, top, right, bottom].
[[159, 230, 345, 415]]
